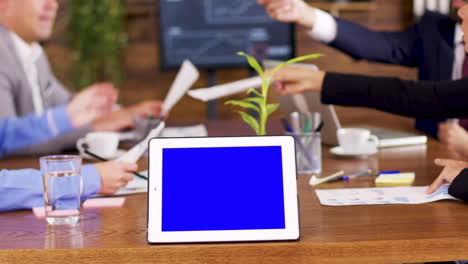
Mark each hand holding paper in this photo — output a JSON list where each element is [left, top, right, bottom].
[[188, 76, 262, 102], [115, 121, 165, 163], [161, 60, 199, 116]]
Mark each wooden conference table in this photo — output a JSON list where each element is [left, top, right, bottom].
[[1, 108, 468, 264]]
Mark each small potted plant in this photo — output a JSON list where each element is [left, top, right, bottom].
[[226, 52, 323, 135]]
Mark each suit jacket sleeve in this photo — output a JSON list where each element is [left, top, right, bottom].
[[321, 73, 468, 118], [329, 15, 425, 67], [38, 54, 73, 107], [449, 169, 468, 201], [0, 70, 19, 118], [8, 54, 88, 156]]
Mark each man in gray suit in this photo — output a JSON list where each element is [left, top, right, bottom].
[[0, 0, 164, 155]]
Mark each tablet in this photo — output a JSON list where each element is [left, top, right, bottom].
[[147, 136, 300, 244]]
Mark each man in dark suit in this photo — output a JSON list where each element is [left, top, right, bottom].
[[268, 0, 468, 201], [259, 0, 468, 147]]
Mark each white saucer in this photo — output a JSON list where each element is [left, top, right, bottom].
[[330, 145, 378, 158], [79, 149, 126, 161]]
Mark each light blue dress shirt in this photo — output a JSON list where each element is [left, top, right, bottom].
[[0, 105, 101, 212]]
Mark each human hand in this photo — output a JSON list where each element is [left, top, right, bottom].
[[426, 158, 468, 194], [258, 0, 316, 28], [270, 67, 325, 95], [438, 122, 468, 157], [127, 100, 164, 119], [67, 83, 117, 127], [94, 161, 138, 194], [92, 109, 135, 132]]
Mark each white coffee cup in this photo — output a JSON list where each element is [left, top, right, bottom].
[[336, 128, 379, 154], [76, 132, 120, 159]]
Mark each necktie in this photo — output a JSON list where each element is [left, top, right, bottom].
[[458, 52, 468, 129]]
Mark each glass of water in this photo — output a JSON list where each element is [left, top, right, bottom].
[[40, 155, 82, 225]]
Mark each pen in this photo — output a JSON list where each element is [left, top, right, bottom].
[[309, 170, 344, 186], [82, 148, 148, 181], [328, 169, 371, 182], [379, 170, 400, 175], [303, 112, 312, 132], [313, 112, 321, 131], [304, 119, 311, 133], [314, 120, 324, 133], [290, 112, 301, 133], [281, 118, 294, 132]]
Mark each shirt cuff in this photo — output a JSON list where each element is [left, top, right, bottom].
[[82, 164, 101, 199], [48, 104, 74, 137], [307, 8, 338, 43]]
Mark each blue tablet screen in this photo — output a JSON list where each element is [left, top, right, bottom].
[[161, 146, 285, 232]]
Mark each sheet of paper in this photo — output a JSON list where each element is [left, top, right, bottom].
[[162, 60, 200, 115], [119, 124, 208, 141], [315, 185, 458, 206], [160, 124, 208, 137], [115, 121, 165, 163], [83, 197, 126, 208], [188, 76, 262, 102], [262, 59, 318, 71]]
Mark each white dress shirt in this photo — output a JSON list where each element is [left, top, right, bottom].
[[307, 9, 463, 81], [451, 24, 464, 80], [10, 32, 44, 115], [307, 9, 338, 44]]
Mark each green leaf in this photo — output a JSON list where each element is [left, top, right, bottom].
[[244, 97, 264, 105], [225, 100, 260, 113], [237, 52, 264, 78], [238, 111, 260, 135], [247, 88, 261, 97], [271, 53, 324, 76], [266, 103, 280, 116]]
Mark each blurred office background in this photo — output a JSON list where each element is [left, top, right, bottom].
[[45, 0, 418, 122]]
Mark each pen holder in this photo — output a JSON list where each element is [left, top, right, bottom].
[[286, 132, 322, 175]]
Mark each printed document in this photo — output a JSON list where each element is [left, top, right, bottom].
[[315, 185, 458, 206]]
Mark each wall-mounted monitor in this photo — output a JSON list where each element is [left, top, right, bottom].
[[159, 0, 295, 70]]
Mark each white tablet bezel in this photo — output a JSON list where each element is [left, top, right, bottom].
[[147, 136, 300, 243]]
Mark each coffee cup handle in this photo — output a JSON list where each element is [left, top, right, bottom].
[[369, 135, 379, 147], [76, 138, 86, 154]]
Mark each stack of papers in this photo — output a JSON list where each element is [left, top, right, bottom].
[[315, 185, 458, 206]]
